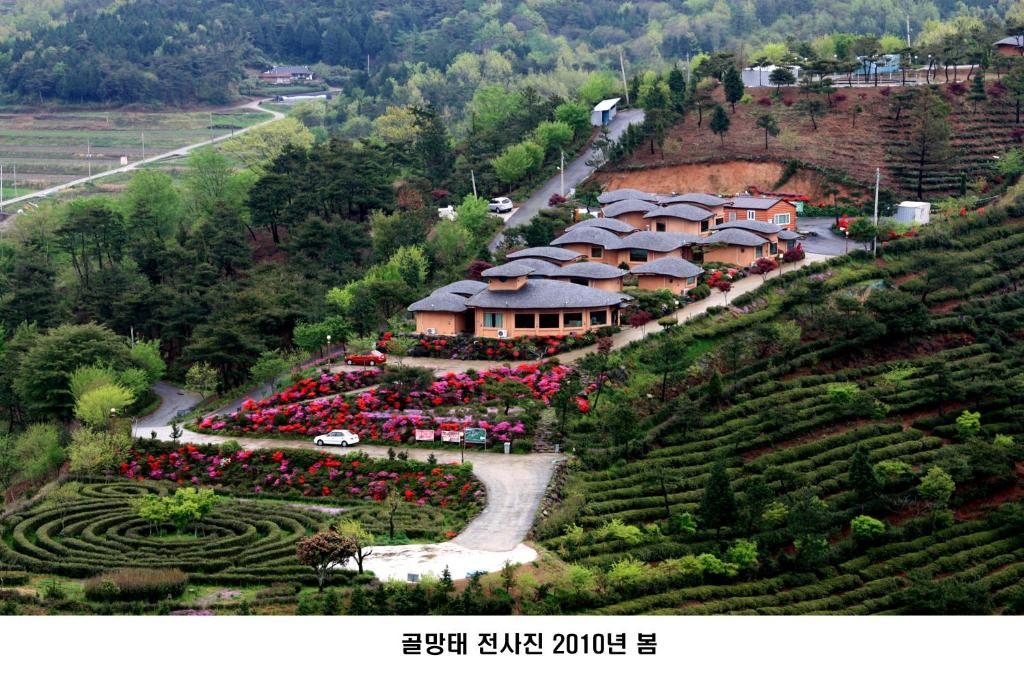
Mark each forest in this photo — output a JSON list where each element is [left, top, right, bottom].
[[0, 0, 1016, 108]]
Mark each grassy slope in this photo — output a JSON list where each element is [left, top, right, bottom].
[[539, 206, 1024, 615]]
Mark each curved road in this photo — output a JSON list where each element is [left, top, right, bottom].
[[0, 100, 285, 210], [134, 382, 560, 581]]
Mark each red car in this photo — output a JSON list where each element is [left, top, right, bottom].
[[344, 351, 387, 366]]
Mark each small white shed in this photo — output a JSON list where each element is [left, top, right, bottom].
[[894, 201, 931, 225], [591, 98, 621, 126]]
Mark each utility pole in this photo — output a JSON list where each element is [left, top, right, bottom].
[[872, 167, 880, 258], [906, 16, 912, 48], [11, 164, 15, 198], [619, 49, 630, 106], [559, 149, 565, 197], [1, 164, 4, 203], [141, 131, 146, 161], [87, 138, 92, 176], [471, 169, 477, 199]]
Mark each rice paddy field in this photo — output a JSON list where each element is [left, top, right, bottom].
[[0, 107, 273, 198]]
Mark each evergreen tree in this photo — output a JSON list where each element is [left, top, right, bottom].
[[848, 446, 881, 504], [411, 105, 454, 188], [709, 104, 730, 144], [723, 65, 744, 112], [700, 459, 739, 540]]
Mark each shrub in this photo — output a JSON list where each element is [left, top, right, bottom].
[[605, 557, 650, 593], [84, 568, 188, 602], [724, 539, 759, 571], [955, 410, 981, 441], [850, 515, 886, 543], [918, 467, 955, 506], [874, 459, 914, 486], [597, 518, 644, 545], [0, 571, 29, 587]]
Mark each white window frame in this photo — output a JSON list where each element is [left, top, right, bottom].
[[483, 312, 503, 328], [773, 213, 791, 225], [746, 210, 756, 220]]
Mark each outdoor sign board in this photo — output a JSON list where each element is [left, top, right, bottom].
[[464, 427, 486, 445]]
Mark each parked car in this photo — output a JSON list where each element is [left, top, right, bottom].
[[344, 350, 387, 366], [313, 429, 360, 447], [488, 196, 514, 213]]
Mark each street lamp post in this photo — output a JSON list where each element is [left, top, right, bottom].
[[326, 334, 332, 360]]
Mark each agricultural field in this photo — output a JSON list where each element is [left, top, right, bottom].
[[0, 107, 272, 197], [531, 205, 1024, 615]]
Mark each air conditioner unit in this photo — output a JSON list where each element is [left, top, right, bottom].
[[425, 328, 437, 335], [496, 329, 509, 338]]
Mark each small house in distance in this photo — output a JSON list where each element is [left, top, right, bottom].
[[591, 98, 622, 126], [259, 66, 316, 84], [995, 36, 1024, 57], [894, 201, 931, 225]]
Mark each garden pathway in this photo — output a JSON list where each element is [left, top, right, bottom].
[[132, 422, 561, 581]]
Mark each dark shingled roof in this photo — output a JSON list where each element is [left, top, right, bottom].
[[702, 228, 769, 247], [482, 262, 536, 278], [658, 192, 731, 207], [631, 257, 705, 279], [467, 279, 632, 310], [644, 204, 716, 222], [601, 199, 658, 218], [408, 292, 470, 313], [567, 217, 636, 234], [716, 219, 784, 235], [434, 280, 488, 297], [778, 229, 801, 240], [497, 257, 562, 276], [729, 196, 788, 210], [557, 262, 627, 280], [620, 231, 700, 251], [995, 36, 1024, 47], [506, 246, 581, 262], [598, 188, 660, 204], [551, 226, 624, 250]]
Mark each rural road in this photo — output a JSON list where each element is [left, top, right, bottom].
[[489, 107, 646, 252], [0, 99, 285, 210]]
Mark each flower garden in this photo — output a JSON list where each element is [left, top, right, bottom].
[[194, 363, 578, 451], [404, 330, 612, 361]]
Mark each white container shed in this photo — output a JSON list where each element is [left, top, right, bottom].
[[591, 98, 621, 126], [894, 201, 931, 225]]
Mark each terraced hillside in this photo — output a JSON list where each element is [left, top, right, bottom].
[[537, 206, 1024, 615], [611, 83, 1019, 200]]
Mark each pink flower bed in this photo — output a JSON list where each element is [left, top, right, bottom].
[[195, 363, 572, 445]]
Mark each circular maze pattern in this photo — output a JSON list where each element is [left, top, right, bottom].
[[0, 482, 330, 584]]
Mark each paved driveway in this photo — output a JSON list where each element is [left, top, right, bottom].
[[489, 108, 646, 252], [798, 217, 870, 256]]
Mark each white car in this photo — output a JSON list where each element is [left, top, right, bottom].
[[488, 196, 513, 213], [313, 429, 360, 447]]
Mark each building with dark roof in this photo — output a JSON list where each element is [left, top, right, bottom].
[[505, 246, 582, 264], [995, 36, 1024, 57], [566, 217, 637, 235], [554, 261, 627, 292], [630, 257, 705, 295], [600, 199, 659, 228], [434, 280, 488, 297], [597, 188, 660, 205], [726, 195, 797, 227], [259, 66, 315, 84], [643, 204, 716, 235], [701, 228, 771, 267]]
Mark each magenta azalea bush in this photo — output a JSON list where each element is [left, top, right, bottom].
[[195, 363, 575, 446], [121, 444, 483, 509]]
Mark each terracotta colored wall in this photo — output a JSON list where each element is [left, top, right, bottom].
[[487, 275, 528, 291], [649, 215, 710, 236], [604, 211, 649, 230], [724, 203, 796, 226], [561, 243, 610, 261], [636, 274, 698, 295], [997, 45, 1023, 57], [473, 306, 618, 338], [414, 311, 465, 336], [702, 244, 764, 267]]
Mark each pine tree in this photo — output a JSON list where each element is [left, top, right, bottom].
[[723, 65, 744, 112], [848, 445, 881, 504], [709, 104, 730, 144], [700, 460, 739, 540], [968, 72, 987, 113]]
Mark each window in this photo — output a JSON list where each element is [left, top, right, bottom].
[[590, 246, 603, 258], [611, 309, 619, 325], [538, 313, 560, 328], [563, 312, 583, 328], [716, 216, 725, 225], [700, 220, 710, 232], [773, 213, 791, 225], [514, 313, 535, 329], [483, 312, 503, 328], [629, 248, 648, 262], [589, 310, 608, 326], [787, 239, 796, 250], [755, 245, 764, 258], [655, 221, 666, 232], [728, 211, 736, 221], [570, 277, 588, 287], [769, 242, 778, 255], [746, 210, 756, 220], [686, 276, 696, 285]]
